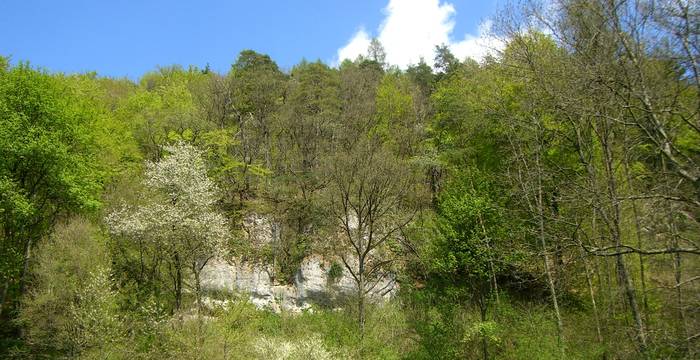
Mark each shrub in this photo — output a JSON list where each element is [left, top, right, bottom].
[[18, 217, 123, 358]]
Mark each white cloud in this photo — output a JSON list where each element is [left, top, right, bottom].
[[335, 0, 504, 68], [377, 0, 454, 67], [337, 27, 371, 65], [450, 20, 502, 63]]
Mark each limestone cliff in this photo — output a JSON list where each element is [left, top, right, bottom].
[[200, 214, 396, 312]]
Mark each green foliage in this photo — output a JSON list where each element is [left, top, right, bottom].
[[106, 142, 229, 313], [64, 73, 142, 177], [0, 64, 107, 330], [0, 63, 105, 219], [0, 56, 8, 72], [119, 67, 210, 160], [462, 320, 500, 347], [266, 60, 341, 282], [429, 169, 513, 282], [18, 217, 123, 358], [406, 60, 434, 97], [374, 73, 421, 156], [433, 44, 460, 76], [229, 49, 285, 132], [3, 6, 699, 357], [327, 261, 344, 284], [429, 62, 505, 170], [251, 302, 411, 359]]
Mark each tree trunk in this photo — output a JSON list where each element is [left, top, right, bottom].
[[550, 192, 564, 292], [0, 279, 8, 318], [601, 131, 647, 352], [194, 263, 202, 316], [18, 236, 33, 297], [357, 270, 366, 360], [479, 292, 489, 360], [478, 213, 499, 308], [615, 255, 646, 349], [536, 152, 565, 358], [174, 252, 182, 312], [581, 249, 604, 348], [660, 155, 690, 348], [623, 145, 650, 324], [358, 274, 365, 336], [194, 262, 205, 353], [669, 220, 690, 349]]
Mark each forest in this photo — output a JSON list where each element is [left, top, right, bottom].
[[0, 0, 698, 359]]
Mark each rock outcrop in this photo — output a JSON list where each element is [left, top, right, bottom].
[[200, 214, 397, 312]]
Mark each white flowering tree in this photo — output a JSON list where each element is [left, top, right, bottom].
[[106, 142, 228, 313]]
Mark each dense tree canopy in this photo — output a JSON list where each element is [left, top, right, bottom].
[[0, 1, 698, 358], [0, 64, 107, 322]]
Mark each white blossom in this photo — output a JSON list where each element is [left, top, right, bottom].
[[144, 142, 220, 208], [254, 334, 338, 360], [106, 141, 229, 274]]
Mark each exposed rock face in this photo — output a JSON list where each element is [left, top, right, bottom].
[[200, 214, 397, 312]]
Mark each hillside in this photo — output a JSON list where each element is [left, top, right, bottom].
[[0, 1, 698, 358]]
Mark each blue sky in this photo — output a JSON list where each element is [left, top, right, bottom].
[[1, 0, 499, 79]]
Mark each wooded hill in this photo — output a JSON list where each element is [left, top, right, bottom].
[[0, 1, 698, 358]]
